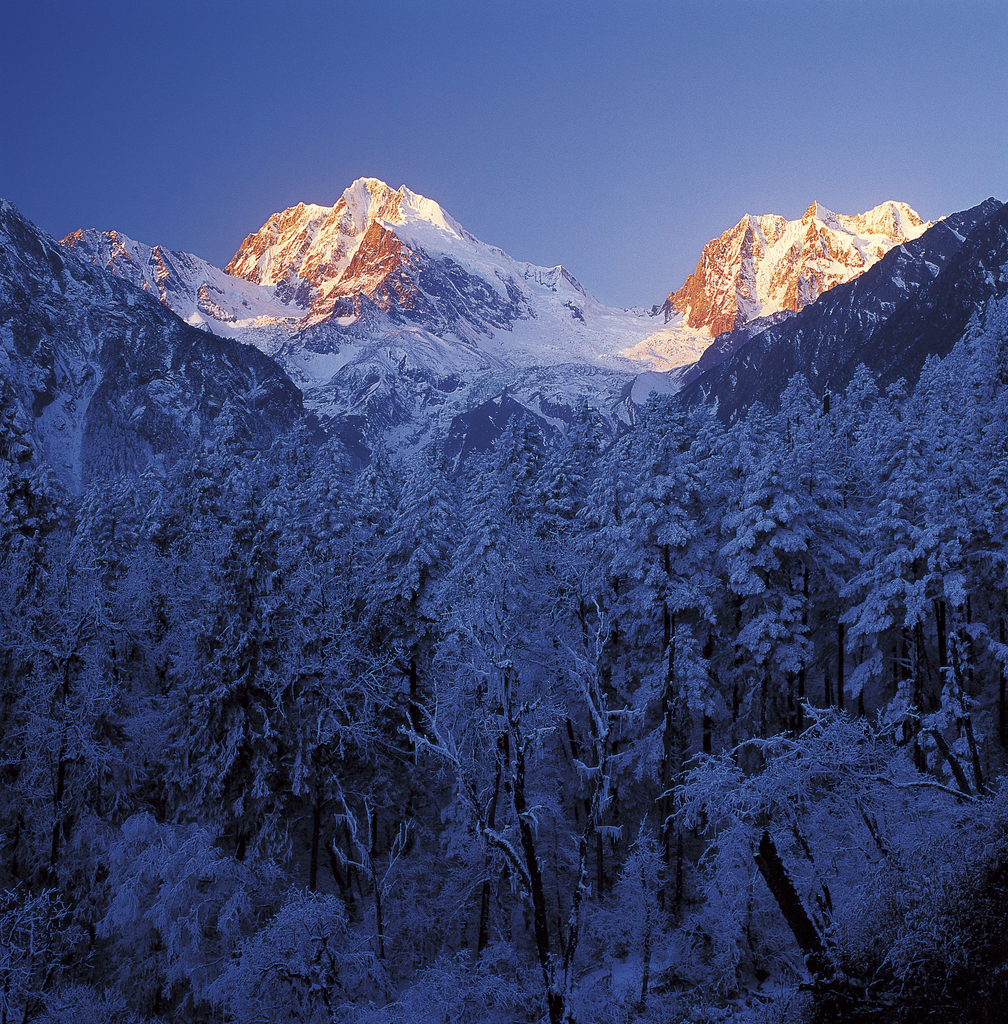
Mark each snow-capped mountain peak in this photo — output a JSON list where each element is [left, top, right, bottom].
[[54, 183, 939, 438], [835, 199, 925, 241], [215, 177, 688, 377], [660, 199, 929, 338], [61, 226, 307, 335], [224, 177, 473, 299], [3, 202, 302, 492]]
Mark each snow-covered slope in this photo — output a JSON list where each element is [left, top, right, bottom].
[[61, 228, 306, 355], [222, 176, 702, 375], [675, 198, 1004, 422], [55, 181, 938, 445], [61, 179, 714, 435], [61, 181, 933, 395], [624, 201, 929, 366], [2, 202, 302, 492]]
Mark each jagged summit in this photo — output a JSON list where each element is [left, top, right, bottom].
[[62, 226, 306, 332], [662, 199, 928, 337], [674, 196, 1004, 423], [57, 177, 697, 396], [2, 202, 302, 492], [223, 178, 469, 289], [10, 185, 1007, 491], [52, 183, 939, 430], [222, 176, 585, 329]]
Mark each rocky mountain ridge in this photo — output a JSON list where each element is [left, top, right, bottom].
[[675, 198, 1004, 421], [661, 200, 928, 337], [8, 182, 1001, 477], [1, 201, 303, 492], [57, 181, 936, 436]]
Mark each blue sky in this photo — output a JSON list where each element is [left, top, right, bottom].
[[2, 0, 1006, 307]]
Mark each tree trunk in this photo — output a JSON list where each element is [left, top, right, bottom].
[[912, 622, 926, 772], [731, 682, 740, 754], [554, 839, 565, 955], [638, 890, 653, 1012], [703, 632, 715, 751], [371, 806, 385, 961], [49, 726, 67, 879], [514, 739, 559, 1022], [475, 872, 492, 956], [837, 622, 844, 712], [934, 597, 947, 681], [929, 729, 972, 795], [797, 564, 808, 732], [1000, 617, 1006, 749], [309, 789, 322, 892], [914, 620, 926, 708], [787, 673, 795, 734], [760, 669, 768, 739], [898, 631, 912, 748], [797, 667, 806, 732], [674, 693, 691, 916], [753, 830, 831, 978], [674, 831, 684, 916], [407, 656, 419, 738], [966, 596, 974, 693], [951, 638, 984, 793], [328, 838, 357, 920], [476, 758, 502, 955], [326, 841, 347, 888], [596, 832, 604, 901], [963, 714, 984, 794], [342, 821, 364, 904], [8, 815, 20, 882], [660, 612, 676, 909]]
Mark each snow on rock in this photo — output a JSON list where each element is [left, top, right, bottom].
[[2, 203, 302, 492], [632, 200, 930, 367], [220, 176, 680, 375], [61, 228, 307, 356], [56, 182, 935, 434]]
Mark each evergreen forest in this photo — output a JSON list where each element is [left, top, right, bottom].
[[4, 300, 1008, 1024]]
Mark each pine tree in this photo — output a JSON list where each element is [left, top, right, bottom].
[[374, 441, 457, 706], [170, 458, 292, 861], [720, 403, 812, 741]]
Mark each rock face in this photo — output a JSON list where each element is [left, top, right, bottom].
[[223, 177, 553, 337], [664, 201, 928, 336], [1, 202, 303, 492], [46, 181, 961, 460], [61, 227, 307, 352], [675, 198, 1004, 422], [57, 179, 676, 450], [224, 180, 424, 310], [221, 176, 654, 370], [61, 181, 936, 412], [64, 178, 696, 386]]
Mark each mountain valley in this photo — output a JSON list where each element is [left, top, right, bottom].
[[3, 179, 1008, 1024], [46, 178, 952, 467]]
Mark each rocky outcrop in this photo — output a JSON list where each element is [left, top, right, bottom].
[[665, 201, 928, 335]]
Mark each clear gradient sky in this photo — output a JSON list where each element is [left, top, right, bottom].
[[2, 1, 1006, 308]]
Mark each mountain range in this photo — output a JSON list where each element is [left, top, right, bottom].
[[62, 179, 930, 380], [3, 178, 1006, 487], [675, 197, 1005, 421], [0, 200, 301, 493]]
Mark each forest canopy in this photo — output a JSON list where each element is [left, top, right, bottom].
[[3, 298, 1008, 1023]]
